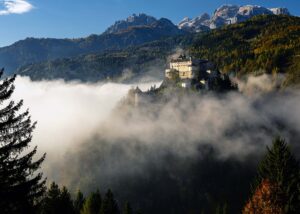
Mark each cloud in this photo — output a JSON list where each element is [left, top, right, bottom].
[[9, 75, 300, 192], [11, 77, 159, 158], [0, 0, 33, 15]]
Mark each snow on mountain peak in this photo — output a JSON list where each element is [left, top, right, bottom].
[[179, 4, 291, 32], [269, 7, 290, 15], [213, 4, 239, 19]]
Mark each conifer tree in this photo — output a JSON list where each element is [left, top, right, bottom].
[[60, 186, 75, 214], [41, 182, 75, 214], [100, 189, 120, 214], [0, 69, 46, 213], [41, 182, 61, 213], [74, 190, 85, 214], [123, 201, 133, 214], [247, 137, 300, 213], [81, 190, 102, 214]]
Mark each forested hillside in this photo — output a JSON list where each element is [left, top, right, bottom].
[[16, 35, 195, 82], [190, 15, 300, 86]]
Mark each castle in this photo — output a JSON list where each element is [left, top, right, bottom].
[[165, 55, 218, 89], [126, 55, 236, 107]]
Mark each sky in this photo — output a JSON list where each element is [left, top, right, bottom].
[[0, 0, 299, 47]]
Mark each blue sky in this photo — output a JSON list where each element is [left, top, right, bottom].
[[0, 0, 299, 47]]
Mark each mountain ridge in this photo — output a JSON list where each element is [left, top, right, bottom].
[[0, 4, 294, 77], [178, 4, 290, 31], [0, 15, 184, 74], [16, 15, 300, 87]]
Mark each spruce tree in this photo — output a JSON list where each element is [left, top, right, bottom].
[[123, 202, 133, 214], [60, 186, 75, 214], [41, 182, 61, 214], [0, 69, 46, 213], [74, 190, 85, 214], [81, 190, 102, 214], [41, 182, 75, 214], [100, 189, 120, 214], [250, 137, 300, 213]]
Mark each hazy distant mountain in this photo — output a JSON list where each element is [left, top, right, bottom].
[[178, 4, 290, 31], [103, 13, 157, 34], [0, 14, 184, 74]]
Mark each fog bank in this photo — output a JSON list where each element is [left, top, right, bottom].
[[9, 76, 300, 194]]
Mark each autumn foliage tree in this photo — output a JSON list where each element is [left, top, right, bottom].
[[243, 137, 300, 213], [243, 179, 284, 214]]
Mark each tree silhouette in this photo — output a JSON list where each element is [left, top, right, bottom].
[[0, 69, 46, 213], [81, 190, 102, 214], [74, 190, 85, 214], [100, 189, 120, 214]]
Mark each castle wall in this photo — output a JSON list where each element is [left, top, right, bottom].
[[168, 60, 199, 79]]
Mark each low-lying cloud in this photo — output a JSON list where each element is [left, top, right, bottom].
[[10, 75, 300, 196], [12, 77, 160, 170], [0, 0, 33, 15]]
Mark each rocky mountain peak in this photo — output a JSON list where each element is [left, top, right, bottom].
[[178, 17, 191, 26], [269, 7, 290, 15], [213, 5, 239, 19], [237, 5, 272, 16], [179, 4, 291, 31], [178, 13, 210, 32], [104, 13, 157, 34]]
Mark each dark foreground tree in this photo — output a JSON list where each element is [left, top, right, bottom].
[[244, 137, 300, 213], [81, 190, 102, 214], [40, 182, 75, 214], [123, 202, 133, 214], [74, 190, 85, 214], [0, 69, 46, 213], [100, 189, 120, 214]]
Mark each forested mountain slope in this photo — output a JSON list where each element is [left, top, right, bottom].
[[16, 34, 196, 82], [190, 15, 300, 86]]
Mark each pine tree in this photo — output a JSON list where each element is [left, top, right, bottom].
[[100, 189, 120, 214], [41, 182, 75, 214], [74, 190, 85, 214], [41, 182, 61, 214], [81, 190, 102, 214], [248, 137, 300, 213], [60, 186, 75, 214], [123, 201, 133, 214], [0, 69, 46, 213]]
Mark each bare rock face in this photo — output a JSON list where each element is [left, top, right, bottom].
[[178, 13, 210, 32], [269, 7, 290, 15], [104, 13, 157, 34], [179, 5, 291, 31]]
